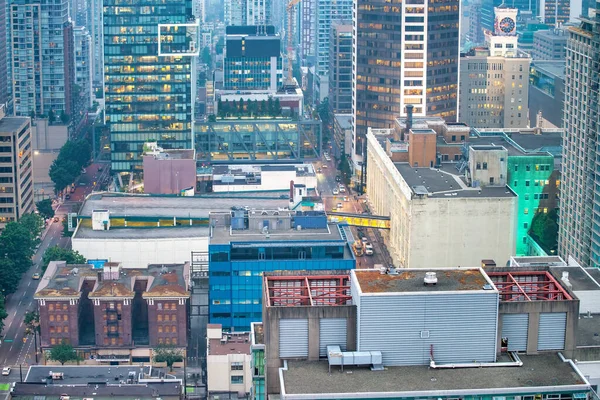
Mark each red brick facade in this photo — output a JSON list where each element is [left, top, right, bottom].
[[93, 299, 133, 347], [38, 299, 79, 347], [147, 299, 187, 346]]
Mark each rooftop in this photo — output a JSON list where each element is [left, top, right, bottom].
[[264, 274, 352, 307], [208, 332, 251, 356], [280, 354, 588, 397], [24, 365, 181, 384], [35, 262, 189, 299], [352, 268, 495, 294], [487, 271, 572, 302], [394, 163, 516, 198], [12, 382, 181, 399], [74, 226, 210, 240], [0, 115, 29, 134], [78, 192, 290, 219], [532, 60, 566, 78], [334, 114, 352, 130], [145, 149, 195, 160]]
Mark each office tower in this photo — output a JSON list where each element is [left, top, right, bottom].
[[69, 0, 88, 27], [223, 26, 281, 91], [103, 0, 195, 172], [300, 0, 316, 60], [313, 0, 351, 103], [10, 0, 71, 117], [194, 0, 205, 24], [531, 28, 567, 60], [74, 27, 93, 109], [459, 8, 530, 128], [0, 0, 8, 107], [352, 0, 459, 154], [464, 0, 485, 46], [559, 14, 599, 267], [90, 0, 103, 88], [539, 0, 570, 26], [328, 21, 352, 114], [0, 106, 34, 229], [224, 0, 271, 26]]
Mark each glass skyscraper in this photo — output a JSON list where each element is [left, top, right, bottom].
[[103, 0, 195, 172]]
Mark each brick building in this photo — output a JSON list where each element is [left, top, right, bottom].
[[35, 261, 190, 363]]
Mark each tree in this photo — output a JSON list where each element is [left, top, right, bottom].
[[260, 100, 267, 116], [42, 246, 86, 272], [49, 158, 77, 193], [0, 295, 8, 336], [0, 222, 36, 273], [19, 213, 44, 242], [201, 47, 212, 66], [274, 98, 282, 116], [529, 209, 559, 253], [36, 199, 55, 219], [48, 110, 56, 124], [267, 97, 274, 116], [207, 114, 217, 122], [47, 342, 80, 365], [60, 111, 70, 124], [238, 98, 244, 115], [0, 258, 20, 296], [153, 345, 184, 370], [29, 110, 36, 120], [24, 311, 40, 335]]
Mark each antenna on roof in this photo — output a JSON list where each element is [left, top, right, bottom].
[[161, 265, 168, 274]]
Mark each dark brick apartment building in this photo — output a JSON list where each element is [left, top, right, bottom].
[[34, 261, 189, 363]]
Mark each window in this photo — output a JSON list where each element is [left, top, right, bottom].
[[158, 338, 164, 344], [172, 325, 177, 333], [524, 208, 529, 215], [451, 135, 456, 142], [172, 314, 177, 322], [157, 303, 163, 310], [49, 315, 55, 322], [56, 315, 61, 322], [49, 304, 54, 311], [524, 194, 529, 200], [172, 338, 177, 345], [63, 314, 68, 321], [526, 165, 530, 171], [231, 362, 244, 371], [483, 162, 487, 170], [165, 326, 171, 333], [164, 315, 170, 322], [489, 177, 494, 184], [476, 162, 481, 170], [62, 304, 68, 310], [231, 376, 244, 384], [525, 180, 530, 187], [158, 326, 163, 333], [514, 165, 518, 171], [524, 223, 528, 229], [51, 338, 56, 345], [57, 326, 63, 333], [513, 181, 517, 186], [158, 314, 163, 322], [64, 326, 69, 333]]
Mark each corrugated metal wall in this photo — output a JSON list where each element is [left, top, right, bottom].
[[537, 312, 566, 351], [279, 319, 309, 358], [501, 313, 529, 351], [319, 318, 347, 357], [357, 293, 498, 366]]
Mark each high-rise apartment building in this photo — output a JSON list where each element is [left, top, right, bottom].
[[69, 0, 88, 27], [10, 0, 71, 117], [539, 0, 570, 26], [90, 0, 103, 88], [300, 0, 316, 60], [0, 0, 8, 108], [559, 14, 599, 267], [103, 0, 196, 172], [74, 27, 93, 109], [328, 21, 352, 115], [313, 0, 351, 103], [0, 105, 34, 229], [352, 0, 459, 155], [224, 0, 271, 26]]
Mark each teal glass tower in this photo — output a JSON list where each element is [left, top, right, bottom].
[[103, 0, 195, 172]]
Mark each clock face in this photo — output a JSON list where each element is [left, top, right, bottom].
[[498, 16, 515, 33]]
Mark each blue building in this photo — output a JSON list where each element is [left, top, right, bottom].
[[208, 208, 356, 330]]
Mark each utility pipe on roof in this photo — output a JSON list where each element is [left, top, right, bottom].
[[429, 352, 523, 369]]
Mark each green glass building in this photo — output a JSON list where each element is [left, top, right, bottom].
[[103, 0, 195, 172]]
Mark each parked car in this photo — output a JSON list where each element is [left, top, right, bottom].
[[333, 188, 339, 195], [335, 175, 341, 182], [337, 202, 343, 209], [2, 367, 11, 376], [361, 236, 369, 243], [339, 186, 346, 193], [365, 243, 374, 255]]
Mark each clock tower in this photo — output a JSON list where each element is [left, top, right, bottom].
[[485, 6, 519, 56]]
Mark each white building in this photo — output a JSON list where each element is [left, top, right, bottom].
[[366, 129, 517, 268], [211, 164, 317, 193], [207, 324, 252, 396]]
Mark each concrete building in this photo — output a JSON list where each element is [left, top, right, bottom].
[[142, 146, 196, 195], [0, 0, 8, 109], [10, 0, 73, 117], [224, 0, 271, 26], [529, 61, 565, 128], [222, 26, 281, 92], [366, 128, 517, 269], [35, 261, 189, 360], [250, 322, 265, 399], [332, 114, 352, 169], [0, 106, 34, 229], [313, 0, 351, 104], [206, 324, 252, 397], [539, 0, 571, 26], [327, 21, 352, 115], [532, 28, 568, 60], [266, 267, 593, 398], [90, 0, 103, 89], [559, 15, 599, 268], [210, 164, 317, 193], [72, 192, 290, 268], [73, 27, 93, 110], [208, 210, 356, 331]]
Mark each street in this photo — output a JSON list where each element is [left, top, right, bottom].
[[313, 157, 389, 268]]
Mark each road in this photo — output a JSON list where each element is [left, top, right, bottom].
[[313, 157, 388, 268]]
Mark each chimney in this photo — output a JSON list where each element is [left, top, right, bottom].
[[404, 104, 414, 141], [289, 180, 294, 201], [97, 271, 102, 282]]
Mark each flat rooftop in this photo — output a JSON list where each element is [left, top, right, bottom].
[[209, 332, 251, 356], [394, 163, 516, 198], [280, 354, 588, 397], [0, 115, 28, 133], [79, 192, 290, 219], [352, 269, 494, 294], [532, 60, 565, 78], [74, 225, 210, 239], [11, 382, 181, 399], [24, 365, 181, 384]]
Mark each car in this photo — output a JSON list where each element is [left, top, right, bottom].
[[332, 188, 339, 195], [339, 186, 346, 193], [317, 168, 322, 173], [53, 216, 59, 222], [337, 202, 343, 209], [335, 175, 341, 182], [322, 164, 328, 169], [365, 244, 374, 256], [343, 196, 349, 202], [65, 194, 70, 199], [32, 272, 40, 280], [98, 167, 103, 171], [361, 236, 369, 243], [2, 367, 11, 376]]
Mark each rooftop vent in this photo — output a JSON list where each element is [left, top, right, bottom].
[[387, 267, 398, 275], [424, 272, 438, 286]]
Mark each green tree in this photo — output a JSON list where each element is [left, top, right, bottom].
[[208, 114, 217, 122], [274, 98, 282, 116], [238, 98, 244, 116], [267, 97, 274, 115], [231, 100, 238, 116], [153, 345, 184, 370], [48, 110, 56, 124], [0, 295, 8, 336], [0, 258, 20, 296], [217, 99, 224, 118], [49, 158, 78, 193], [42, 246, 86, 272], [59, 140, 92, 170], [19, 213, 44, 242], [0, 222, 36, 273], [529, 209, 559, 252], [36, 199, 55, 220], [60, 111, 70, 124], [201, 47, 212, 66], [47, 342, 80, 365], [24, 311, 40, 335], [260, 100, 267, 116]]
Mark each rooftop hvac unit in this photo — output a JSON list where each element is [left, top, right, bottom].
[[424, 272, 438, 285]]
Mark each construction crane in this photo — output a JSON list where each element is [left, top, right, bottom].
[[285, 0, 301, 87]]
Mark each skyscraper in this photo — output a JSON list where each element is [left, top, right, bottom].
[[559, 12, 599, 268], [224, 0, 271, 26], [74, 27, 93, 109], [328, 21, 352, 115], [103, 0, 196, 172], [352, 0, 459, 155], [10, 0, 71, 117], [0, 0, 8, 107], [90, 0, 103, 88]]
